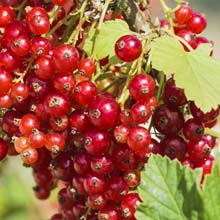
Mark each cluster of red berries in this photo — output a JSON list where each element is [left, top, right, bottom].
[[0, 1, 218, 220], [160, 4, 210, 52]]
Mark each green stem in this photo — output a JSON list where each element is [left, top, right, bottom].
[[67, 0, 88, 45], [16, 0, 28, 20], [156, 71, 165, 101], [159, 0, 174, 33], [205, 128, 220, 138], [91, 0, 112, 59], [117, 61, 138, 110], [48, 5, 60, 24]]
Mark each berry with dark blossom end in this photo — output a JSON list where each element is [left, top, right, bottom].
[[78, 58, 96, 77], [84, 129, 111, 156], [73, 80, 97, 106], [115, 35, 142, 62], [129, 74, 156, 101], [105, 176, 128, 202], [52, 44, 79, 72], [163, 78, 187, 107], [83, 173, 106, 195], [127, 126, 151, 152], [175, 5, 192, 25], [88, 194, 107, 210], [44, 92, 71, 117], [177, 30, 198, 51], [89, 94, 120, 130], [187, 137, 211, 164], [183, 118, 204, 140], [98, 204, 119, 220], [152, 104, 184, 135], [160, 135, 187, 160]]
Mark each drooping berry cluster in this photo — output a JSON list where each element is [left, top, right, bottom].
[[0, 1, 218, 220]]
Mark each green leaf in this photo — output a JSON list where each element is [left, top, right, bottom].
[[83, 20, 130, 60], [201, 155, 220, 220], [150, 36, 220, 112], [136, 155, 203, 220]]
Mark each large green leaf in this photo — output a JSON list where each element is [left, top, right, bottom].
[[83, 20, 130, 60], [201, 155, 220, 220], [150, 36, 220, 112], [136, 155, 204, 220]]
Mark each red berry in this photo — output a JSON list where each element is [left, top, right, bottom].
[[114, 124, 130, 144], [98, 204, 119, 220], [21, 147, 38, 164], [0, 70, 12, 96], [19, 113, 40, 136], [52, 44, 79, 72], [152, 104, 184, 135], [129, 74, 156, 101], [183, 118, 204, 140], [187, 138, 211, 164], [31, 36, 51, 57], [84, 129, 111, 156], [88, 194, 107, 210], [73, 81, 97, 106], [127, 126, 151, 152], [89, 94, 120, 130], [51, 0, 68, 6], [177, 30, 198, 51], [78, 58, 96, 77], [45, 132, 65, 153], [161, 135, 187, 160], [123, 170, 140, 188], [187, 12, 207, 34], [175, 5, 192, 25], [163, 78, 187, 107], [105, 176, 128, 202], [73, 152, 91, 175], [115, 35, 142, 62], [0, 6, 14, 27], [83, 173, 106, 195], [44, 92, 71, 117]]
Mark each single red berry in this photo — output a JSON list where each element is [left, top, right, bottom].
[[123, 170, 141, 188], [28, 129, 46, 149], [114, 124, 130, 144], [73, 80, 97, 106], [0, 70, 12, 96], [44, 92, 71, 117], [84, 129, 111, 156], [88, 194, 107, 210], [0, 6, 14, 27], [187, 137, 211, 164], [152, 104, 184, 135], [19, 113, 40, 136], [11, 83, 29, 103], [127, 126, 151, 152], [183, 118, 204, 140], [105, 176, 128, 202], [129, 74, 156, 101], [78, 58, 96, 77], [177, 30, 198, 51], [33, 185, 50, 200], [73, 152, 91, 175], [160, 19, 170, 29], [52, 44, 79, 72], [130, 101, 152, 124], [90, 154, 114, 175], [175, 5, 193, 25], [31, 36, 51, 57], [89, 94, 120, 130], [53, 72, 75, 95], [163, 78, 187, 107], [45, 132, 65, 153], [21, 147, 38, 164], [83, 173, 106, 195], [115, 35, 142, 62], [161, 135, 187, 160], [187, 12, 207, 34], [98, 204, 119, 220], [51, 0, 68, 6]]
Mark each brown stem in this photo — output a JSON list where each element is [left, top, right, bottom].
[[117, 0, 149, 33]]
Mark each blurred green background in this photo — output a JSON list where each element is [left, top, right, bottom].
[[0, 1, 220, 220]]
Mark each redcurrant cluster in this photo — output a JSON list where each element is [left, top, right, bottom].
[[0, 1, 218, 220], [160, 3, 210, 52]]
